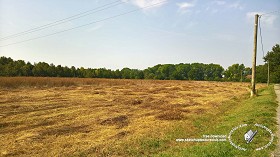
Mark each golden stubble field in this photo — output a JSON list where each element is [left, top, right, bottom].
[[0, 77, 265, 156]]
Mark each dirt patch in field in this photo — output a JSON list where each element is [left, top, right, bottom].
[[194, 108, 206, 114], [2, 103, 69, 118], [40, 124, 89, 136], [155, 110, 184, 120], [100, 115, 129, 129], [112, 131, 130, 139], [131, 99, 143, 105]]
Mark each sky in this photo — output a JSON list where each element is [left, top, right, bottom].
[[0, 0, 279, 70]]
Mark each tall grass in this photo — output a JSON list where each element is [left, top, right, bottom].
[[0, 77, 145, 88], [0, 77, 228, 89]]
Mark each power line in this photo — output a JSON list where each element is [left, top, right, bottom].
[[260, 10, 280, 16], [0, 0, 124, 41], [258, 10, 280, 58], [0, 0, 123, 40], [258, 16, 265, 58], [0, 0, 167, 48], [258, 14, 273, 86]]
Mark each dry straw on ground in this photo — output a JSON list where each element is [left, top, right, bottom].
[[0, 77, 264, 156]]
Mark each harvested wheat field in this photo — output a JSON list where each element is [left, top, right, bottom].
[[0, 77, 265, 156]]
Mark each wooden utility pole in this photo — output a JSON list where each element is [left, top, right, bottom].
[[241, 70, 243, 82], [251, 14, 259, 97], [267, 61, 270, 86]]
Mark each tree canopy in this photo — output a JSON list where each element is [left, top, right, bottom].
[[0, 58, 225, 81], [264, 44, 280, 83], [1, 44, 279, 83]]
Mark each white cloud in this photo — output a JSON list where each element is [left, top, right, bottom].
[[212, 0, 226, 6], [177, 1, 195, 14], [205, 6, 218, 14], [246, 12, 278, 28], [261, 15, 277, 26], [229, 1, 243, 10], [125, 0, 167, 9], [246, 12, 262, 19], [177, 2, 194, 9], [205, 1, 225, 14]]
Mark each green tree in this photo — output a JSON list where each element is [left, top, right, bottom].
[[70, 66, 77, 77], [47, 64, 56, 77], [256, 64, 268, 83], [264, 44, 280, 83], [115, 69, 122, 79], [174, 63, 191, 80], [224, 64, 245, 82], [157, 64, 175, 80], [188, 63, 205, 80], [55, 65, 64, 77], [121, 68, 131, 79], [204, 64, 224, 81], [32, 62, 50, 76], [21, 62, 34, 76]]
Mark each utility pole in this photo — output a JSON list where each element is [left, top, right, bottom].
[[267, 61, 270, 86], [241, 70, 243, 82], [251, 14, 259, 97]]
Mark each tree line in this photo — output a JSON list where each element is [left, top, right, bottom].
[[1, 44, 279, 83]]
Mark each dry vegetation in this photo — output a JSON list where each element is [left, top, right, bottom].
[[0, 77, 265, 156]]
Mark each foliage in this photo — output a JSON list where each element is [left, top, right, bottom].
[[0, 56, 225, 81], [0, 44, 279, 82], [256, 64, 268, 83], [223, 63, 245, 82], [264, 44, 280, 83]]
